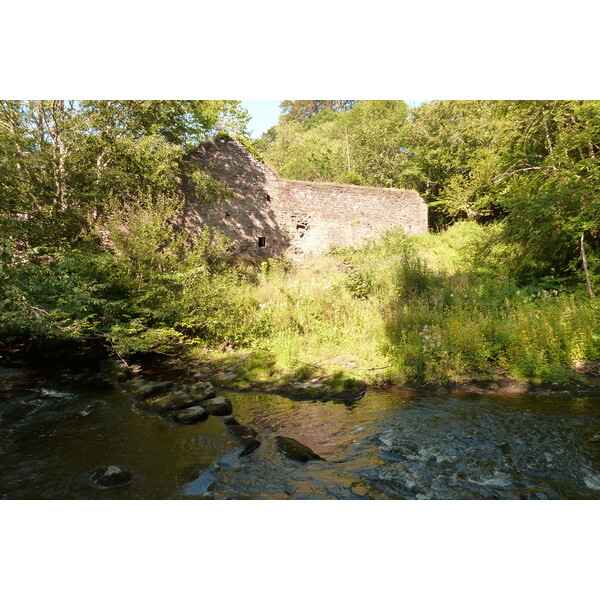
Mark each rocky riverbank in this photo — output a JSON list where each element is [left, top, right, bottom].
[[95, 356, 328, 466], [5, 341, 600, 406]]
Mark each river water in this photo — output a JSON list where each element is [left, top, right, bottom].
[[2, 364, 600, 499]]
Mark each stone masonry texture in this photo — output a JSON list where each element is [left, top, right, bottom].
[[182, 137, 428, 260]]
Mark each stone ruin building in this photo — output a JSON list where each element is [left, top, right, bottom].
[[181, 136, 428, 261]]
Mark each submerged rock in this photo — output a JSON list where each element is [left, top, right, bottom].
[[143, 389, 196, 414], [201, 396, 233, 416], [222, 416, 257, 436], [79, 401, 100, 417], [222, 416, 261, 457], [90, 465, 132, 488], [275, 436, 325, 462], [171, 406, 209, 424], [239, 438, 261, 457]]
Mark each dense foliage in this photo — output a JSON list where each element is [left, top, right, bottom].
[[1, 99, 598, 386], [218, 223, 600, 387], [0, 100, 254, 354]]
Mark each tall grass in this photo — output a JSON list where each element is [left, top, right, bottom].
[[201, 221, 600, 386]]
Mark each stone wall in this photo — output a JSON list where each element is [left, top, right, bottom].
[[182, 137, 427, 260]]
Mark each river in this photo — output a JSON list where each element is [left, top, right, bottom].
[[2, 363, 600, 499]]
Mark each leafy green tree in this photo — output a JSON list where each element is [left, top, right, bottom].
[[495, 100, 600, 286], [342, 100, 411, 188], [280, 100, 356, 123], [263, 100, 411, 186], [0, 100, 250, 248], [404, 100, 505, 225], [0, 99, 255, 353]]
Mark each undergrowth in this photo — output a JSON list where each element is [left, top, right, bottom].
[[2, 216, 599, 387], [200, 221, 600, 386]]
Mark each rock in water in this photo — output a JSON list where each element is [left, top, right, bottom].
[[201, 396, 233, 416], [275, 436, 325, 462], [131, 380, 174, 399], [171, 406, 209, 424], [143, 389, 197, 414], [222, 417, 261, 457], [188, 381, 216, 401], [239, 438, 261, 457], [90, 466, 132, 488]]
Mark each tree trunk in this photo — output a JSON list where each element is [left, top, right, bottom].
[[50, 100, 68, 211], [580, 232, 595, 298], [345, 127, 351, 172]]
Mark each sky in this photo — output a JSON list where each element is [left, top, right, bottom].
[[241, 100, 282, 138]]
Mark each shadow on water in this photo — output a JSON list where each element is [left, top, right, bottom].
[[2, 365, 600, 499]]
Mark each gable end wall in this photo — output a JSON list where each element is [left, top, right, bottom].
[[182, 137, 428, 260]]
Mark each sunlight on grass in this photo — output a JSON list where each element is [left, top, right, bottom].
[[190, 222, 600, 387]]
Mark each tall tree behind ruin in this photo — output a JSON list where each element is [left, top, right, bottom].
[[280, 100, 356, 123]]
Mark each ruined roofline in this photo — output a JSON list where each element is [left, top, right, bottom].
[[281, 177, 423, 197], [189, 136, 280, 176], [192, 136, 422, 199], [202, 137, 420, 197]]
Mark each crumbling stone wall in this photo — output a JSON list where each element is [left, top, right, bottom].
[[182, 137, 427, 260]]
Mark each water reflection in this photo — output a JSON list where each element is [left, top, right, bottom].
[[227, 390, 405, 460], [2, 365, 600, 499]]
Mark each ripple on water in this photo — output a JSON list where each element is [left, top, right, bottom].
[[3, 370, 600, 499]]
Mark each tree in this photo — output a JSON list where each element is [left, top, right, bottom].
[[263, 100, 410, 186], [279, 100, 356, 123], [342, 100, 411, 188], [404, 101, 505, 225], [0, 100, 251, 248], [495, 100, 600, 285]]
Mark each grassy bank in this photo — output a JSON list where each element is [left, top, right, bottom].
[[2, 221, 599, 392], [188, 222, 600, 391]]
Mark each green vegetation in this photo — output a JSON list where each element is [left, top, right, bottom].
[[261, 100, 600, 286], [1, 100, 599, 390], [192, 223, 599, 389]]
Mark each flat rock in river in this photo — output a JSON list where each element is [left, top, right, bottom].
[[222, 416, 261, 456], [90, 465, 132, 488], [171, 405, 209, 424], [130, 380, 174, 399], [275, 436, 325, 462], [239, 438, 261, 457], [143, 389, 197, 414], [188, 381, 216, 401], [201, 396, 233, 416]]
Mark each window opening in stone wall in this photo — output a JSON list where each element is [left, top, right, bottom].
[[292, 215, 311, 231], [294, 217, 310, 238], [258, 237, 266, 247]]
